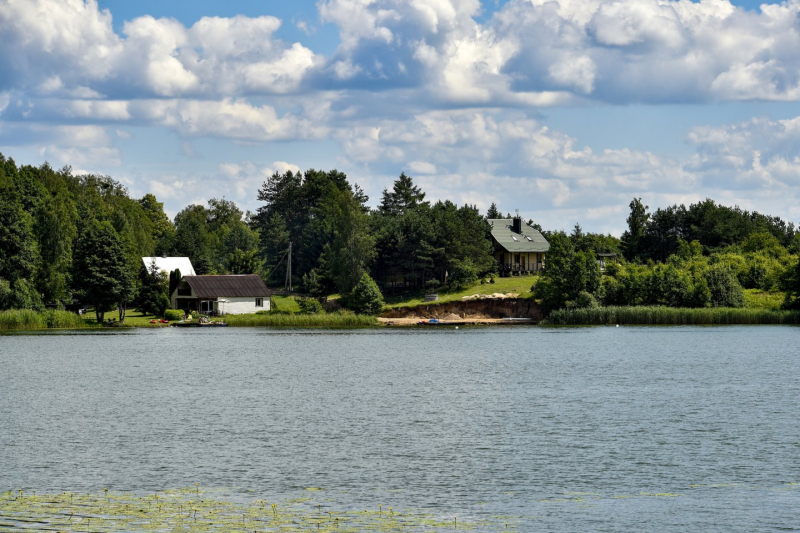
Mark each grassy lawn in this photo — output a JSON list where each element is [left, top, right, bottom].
[[743, 289, 785, 310], [271, 295, 302, 313], [384, 274, 539, 308]]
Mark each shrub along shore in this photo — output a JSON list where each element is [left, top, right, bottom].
[[224, 312, 378, 328], [0, 309, 96, 330], [0, 309, 379, 330], [544, 306, 800, 326]]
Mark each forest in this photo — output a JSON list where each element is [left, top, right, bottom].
[[2, 152, 800, 321]]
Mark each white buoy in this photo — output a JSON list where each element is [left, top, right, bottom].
[[616, 324, 619, 327], [455, 326, 459, 330]]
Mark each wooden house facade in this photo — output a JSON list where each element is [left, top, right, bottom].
[[171, 274, 271, 315], [489, 217, 550, 275]]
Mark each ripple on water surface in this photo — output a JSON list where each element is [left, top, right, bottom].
[[1, 326, 799, 532]]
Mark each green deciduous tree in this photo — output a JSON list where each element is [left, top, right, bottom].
[[704, 263, 744, 308], [174, 204, 212, 274], [780, 257, 800, 309], [0, 177, 40, 310], [72, 220, 133, 322], [327, 189, 376, 295]]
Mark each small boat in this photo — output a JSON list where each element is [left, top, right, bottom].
[[417, 319, 467, 326]]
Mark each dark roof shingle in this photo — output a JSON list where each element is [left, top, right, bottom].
[[184, 275, 271, 298]]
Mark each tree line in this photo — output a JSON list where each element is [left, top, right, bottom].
[[0, 154, 496, 318], [535, 198, 800, 313], [3, 150, 799, 320]]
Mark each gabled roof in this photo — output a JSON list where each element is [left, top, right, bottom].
[[488, 219, 550, 253], [142, 257, 196, 276], [183, 275, 271, 298]]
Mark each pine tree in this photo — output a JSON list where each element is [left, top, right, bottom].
[[379, 172, 428, 216]]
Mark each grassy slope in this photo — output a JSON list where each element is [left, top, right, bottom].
[[384, 275, 538, 309]]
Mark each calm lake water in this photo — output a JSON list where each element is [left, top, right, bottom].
[[1, 326, 798, 531]]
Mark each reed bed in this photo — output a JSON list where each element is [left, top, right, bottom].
[[0, 487, 491, 532], [545, 306, 800, 326], [224, 312, 378, 328], [0, 309, 93, 330]]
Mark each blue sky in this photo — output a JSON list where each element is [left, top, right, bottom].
[[2, 0, 800, 234]]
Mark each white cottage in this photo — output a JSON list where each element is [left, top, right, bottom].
[[171, 275, 271, 315]]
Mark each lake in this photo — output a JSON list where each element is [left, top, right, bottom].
[[1, 326, 798, 531]]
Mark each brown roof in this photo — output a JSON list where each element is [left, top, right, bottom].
[[183, 275, 271, 298]]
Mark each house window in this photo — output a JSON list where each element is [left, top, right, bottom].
[[255, 298, 264, 307]]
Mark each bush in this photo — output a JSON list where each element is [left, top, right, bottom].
[[566, 290, 599, 309], [347, 273, 384, 315], [449, 259, 478, 290], [163, 309, 183, 321], [297, 297, 324, 314], [705, 263, 745, 307]]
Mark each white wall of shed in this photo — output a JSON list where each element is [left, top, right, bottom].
[[217, 296, 270, 315]]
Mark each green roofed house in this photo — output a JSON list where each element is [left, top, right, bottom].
[[489, 216, 550, 276]]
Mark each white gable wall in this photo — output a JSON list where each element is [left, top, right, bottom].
[[218, 296, 270, 314]]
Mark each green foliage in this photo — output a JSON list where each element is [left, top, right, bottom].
[[744, 289, 784, 310], [534, 232, 602, 311], [621, 198, 649, 261], [225, 312, 377, 327], [302, 268, 328, 301], [139, 193, 175, 255], [379, 172, 429, 215], [448, 259, 478, 290], [326, 188, 376, 294], [297, 297, 325, 314], [347, 273, 384, 315], [567, 290, 599, 309], [486, 202, 501, 219], [227, 248, 262, 274], [780, 256, 800, 309], [705, 263, 745, 307], [0, 180, 40, 309], [545, 306, 800, 325], [137, 260, 170, 316], [677, 239, 703, 260], [163, 309, 183, 321], [0, 309, 92, 330], [71, 220, 133, 322], [174, 204, 212, 274]]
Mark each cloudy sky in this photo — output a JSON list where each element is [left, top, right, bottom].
[[2, 0, 800, 234]]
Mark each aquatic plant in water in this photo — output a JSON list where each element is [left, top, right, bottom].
[[0, 487, 494, 532]]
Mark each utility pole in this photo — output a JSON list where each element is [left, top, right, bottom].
[[284, 241, 292, 293]]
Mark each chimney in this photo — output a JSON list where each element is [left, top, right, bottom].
[[512, 211, 522, 234]]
